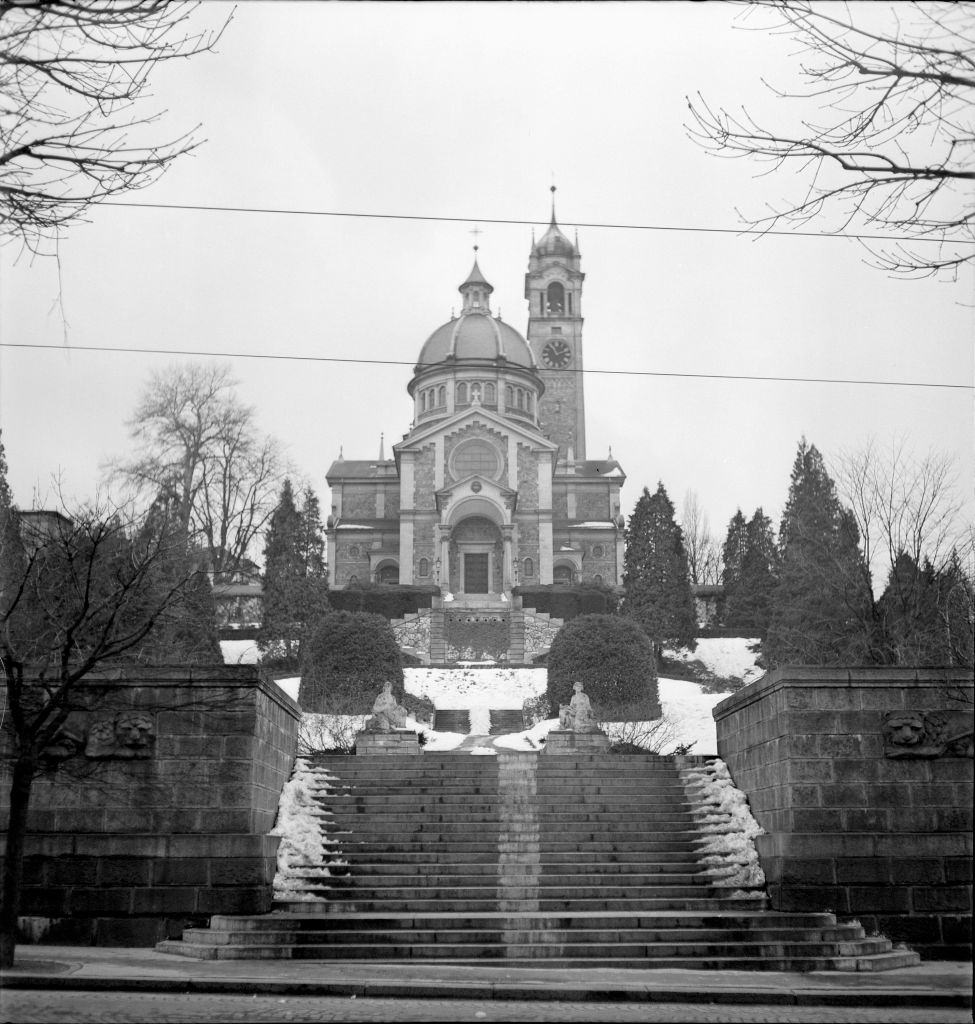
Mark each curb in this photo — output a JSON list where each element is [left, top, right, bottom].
[[1, 975, 971, 1008]]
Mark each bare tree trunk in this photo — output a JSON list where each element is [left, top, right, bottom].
[[0, 755, 36, 968]]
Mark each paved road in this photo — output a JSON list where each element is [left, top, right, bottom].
[[2, 991, 972, 1024]]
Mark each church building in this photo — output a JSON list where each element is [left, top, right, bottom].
[[325, 204, 626, 604]]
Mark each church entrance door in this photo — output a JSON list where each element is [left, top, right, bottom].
[[463, 553, 489, 594]]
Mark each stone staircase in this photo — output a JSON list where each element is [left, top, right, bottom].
[[432, 709, 471, 733], [489, 709, 525, 734], [159, 753, 918, 970]]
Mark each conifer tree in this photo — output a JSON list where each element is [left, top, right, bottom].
[[622, 482, 697, 656], [724, 509, 778, 636], [721, 510, 748, 593], [766, 439, 875, 666], [878, 551, 974, 667], [259, 481, 329, 668]]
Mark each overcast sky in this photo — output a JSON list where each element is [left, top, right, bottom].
[[2, 2, 971, 569]]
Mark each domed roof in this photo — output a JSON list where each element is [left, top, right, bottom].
[[418, 313, 536, 368], [534, 217, 577, 258]]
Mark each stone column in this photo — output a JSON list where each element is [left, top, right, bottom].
[[501, 524, 514, 591], [438, 525, 452, 591]]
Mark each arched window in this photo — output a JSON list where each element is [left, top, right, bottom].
[[593, 573, 603, 585], [523, 557, 534, 578], [554, 564, 573, 585], [457, 382, 468, 404], [567, 293, 573, 315], [526, 392, 533, 413], [484, 382, 496, 404], [517, 389, 525, 410], [419, 557, 429, 577], [546, 282, 565, 314], [421, 391, 427, 411], [438, 385, 446, 406], [348, 574, 358, 584], [470, 382, 481, 402]]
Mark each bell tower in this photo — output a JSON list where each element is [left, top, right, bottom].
[[525, 188, 586, 459]]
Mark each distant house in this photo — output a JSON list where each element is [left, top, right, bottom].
[[18, 509, 73, 552], [691, 583, 725, 629], [210, 559, 263, 630]]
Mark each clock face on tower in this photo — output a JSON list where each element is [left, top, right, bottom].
[[541, 340, 572, 369]]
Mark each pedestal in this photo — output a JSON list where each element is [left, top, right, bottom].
[[355, 730, 421, 755], [543, 729, 611, 754]]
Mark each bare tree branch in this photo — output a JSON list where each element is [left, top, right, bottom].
[[0, 0, 229, 253], [686, 1, 975, 278]]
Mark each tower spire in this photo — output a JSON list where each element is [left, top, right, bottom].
[[378, 433, 385, 461], [550, 183, 558, 226]]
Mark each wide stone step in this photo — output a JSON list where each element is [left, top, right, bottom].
[[293, 883, 718, 901], [273, 897, 766, 913], [340, 862, 706, 879], [283, 937, 894, 959], [188, 923, 871, 947], [208, 911, 846, 931]]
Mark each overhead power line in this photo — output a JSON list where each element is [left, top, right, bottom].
[[99, 200, 972, 247], [4, 342, 970, 391]]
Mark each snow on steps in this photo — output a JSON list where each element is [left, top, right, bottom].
[[158, 753, 919, 971]]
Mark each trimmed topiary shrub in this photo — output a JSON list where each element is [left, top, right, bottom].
[[299, 610, 404, 713], [546, 613, 660, 720]]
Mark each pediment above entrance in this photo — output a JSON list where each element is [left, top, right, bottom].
[[436, 475, 517, 522], [393, 404, 557, 456]]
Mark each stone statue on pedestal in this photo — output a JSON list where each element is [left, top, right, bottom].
[[558, 680, 600, 734], [364, 681, 409, 733]]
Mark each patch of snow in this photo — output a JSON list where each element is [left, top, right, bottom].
[[492, 718, 555, 751], [405, 667, 547, 710], [667, 638, 763, 684], [468, 706, 491, 734], [275, 677, 301, 701], [469, 745, 497, 755], [681, 758, 766, 890], [420, 729, 466, 752], [658, 677, 730, 755], [573, 521, 617, 528], [220, 639, 260, 665], [270, 758, 347, 902]]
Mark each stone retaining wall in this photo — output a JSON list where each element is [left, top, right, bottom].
[[713, 667, 973, 960], [1, 665, 300, 946]]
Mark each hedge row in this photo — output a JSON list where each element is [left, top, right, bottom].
[[514, 584, 619, 621], [328, 584, 440, 620]]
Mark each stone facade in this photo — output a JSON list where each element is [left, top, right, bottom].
[[325, 213, 625, 598], [713, 667, 974, 960], [1, 665, 300, 946]]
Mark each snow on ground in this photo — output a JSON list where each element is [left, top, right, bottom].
[[281, 668, 730, 755], [275, 677, 301, 701], [404, 667, 547, 708], [666, 637, 763, 684], [658, 677, 730, 755], [219, 639, 260, 665]]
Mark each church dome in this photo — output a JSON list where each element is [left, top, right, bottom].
[[417, 256, 536, 369], [418, 313, 535, 368]]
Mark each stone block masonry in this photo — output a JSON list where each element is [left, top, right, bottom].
[[1, 665, 300, 946], [713, 667, 973, 960]]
